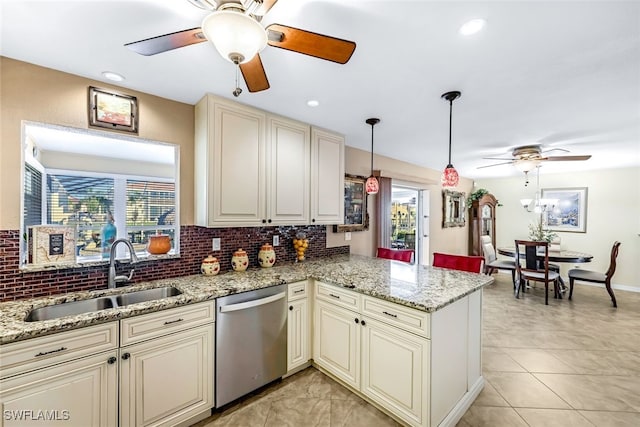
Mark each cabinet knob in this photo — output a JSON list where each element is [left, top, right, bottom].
[[122, 352, 130, 360], [354, 318, 359, 324], [289, 305, 293, 311], [268, 219, 272, 223], [311, 218, 316, 223], [262, 219, 267, 224], [360, 320, 366, 326], [107, 356, 117, 365]]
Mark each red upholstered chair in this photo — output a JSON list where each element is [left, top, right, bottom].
[[376, 248, 415, 263], [432, 252, 484, 274]]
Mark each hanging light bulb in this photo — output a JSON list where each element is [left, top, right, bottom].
[[441, 91, 462, 187], [365, 118, 380, 195]]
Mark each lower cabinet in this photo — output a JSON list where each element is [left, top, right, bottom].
[[287, 298, 310, 372], [119, 324, 214, 427], [0, 351, 118, 427]]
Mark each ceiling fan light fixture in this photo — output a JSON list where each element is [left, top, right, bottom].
[[441, 90, 462, 188], [365, 118, 380, 195], [514, 159, 541, 173], [201, 8, 267, 64]]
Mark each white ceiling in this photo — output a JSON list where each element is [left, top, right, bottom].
[[2, 0, 639, 180]]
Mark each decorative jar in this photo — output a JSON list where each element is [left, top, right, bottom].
[[201, 255, 220, 276], [258, 243, 276, 268], [147, 234, 171, 255], [231, 248, 249, 272]]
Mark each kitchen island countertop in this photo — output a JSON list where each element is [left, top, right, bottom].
[[0, 254, 493, 344]]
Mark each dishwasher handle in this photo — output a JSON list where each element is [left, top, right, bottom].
[[219, 292, 286, 313]]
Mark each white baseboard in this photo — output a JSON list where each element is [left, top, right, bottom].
[[437, 376, 485, 427], [493, 271, 639, 293]]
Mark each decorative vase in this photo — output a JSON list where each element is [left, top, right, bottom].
[[201, 255, 220, 276], [293, 233, 309, 262], [258, 243, 276, 268], [147, 234, 171, 255], [231, 248, 249, 272]]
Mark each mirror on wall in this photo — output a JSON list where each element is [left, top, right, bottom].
[[442, 189, 466, 228], [21, 122, 180, 267]]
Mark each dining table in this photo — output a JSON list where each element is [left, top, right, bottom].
[[497, 247, 593, 296]]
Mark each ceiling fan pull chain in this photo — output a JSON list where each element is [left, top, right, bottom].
[[233, 65, 243, 97]]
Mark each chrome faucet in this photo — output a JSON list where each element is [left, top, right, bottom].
[[108, 238, 138, 288]]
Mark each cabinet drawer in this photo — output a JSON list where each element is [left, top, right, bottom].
[[362, 296, 430, 338], [315, 281, 360, 312], [287, 280, 308, 301], [120, 301, 215, 346], [0, 322, 118, 379]]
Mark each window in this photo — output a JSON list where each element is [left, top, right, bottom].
[[21, 122, 179, 266]]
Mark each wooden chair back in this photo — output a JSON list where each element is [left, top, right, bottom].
[[514, 240, 550, 277], [605, 241, 622, 279], [376, 248, 414, 263], [432, 252, 484, 273]]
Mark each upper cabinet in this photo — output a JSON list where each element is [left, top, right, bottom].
[[468, 193, 497, 256], [195, 94, 344, 227]]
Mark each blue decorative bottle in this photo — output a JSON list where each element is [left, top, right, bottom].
[[101, 212, 117, 259]]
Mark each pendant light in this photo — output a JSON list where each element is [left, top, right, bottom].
[[365, 118, 380, 195], [441, 91, 462, 187]]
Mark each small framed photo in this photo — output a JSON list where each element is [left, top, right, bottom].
[[542, 187, 588, 233], [334, 174, 369, 232], [30, 225, 76, 266], [88, 86, 138, 133]]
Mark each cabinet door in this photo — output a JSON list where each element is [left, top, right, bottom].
[[310, 128, 344, 224], [0, 351, 118, 427], [268, 116, 310, 225], [287, 298, 310, 372], [361, 317, 429, 427], [120, 324, 214, 427], [210, 100, 267, 226], [313, 300, 360, 388]]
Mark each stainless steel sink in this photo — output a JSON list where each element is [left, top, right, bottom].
[[26, 297, 116, 322], [115, 287, 182, 306], [25, 286, 182, 322]]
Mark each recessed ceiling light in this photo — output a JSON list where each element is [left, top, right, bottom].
[[459, 19, 486, 36], [102, 71, 125, 82], [307, 100, 320, 107]]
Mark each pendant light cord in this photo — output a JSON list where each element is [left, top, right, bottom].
[[370, 122, 374, 175], [447, 98, 453, 166]]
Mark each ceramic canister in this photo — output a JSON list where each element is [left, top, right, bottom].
[[258, 243, 276, 268], [231, 248, 249, 272], [201, 255, 220, 276], [147, 234, 171, 255]]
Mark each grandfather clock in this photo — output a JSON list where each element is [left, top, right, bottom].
[[469, 193, 497, 256]]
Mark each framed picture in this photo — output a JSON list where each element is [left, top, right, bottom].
[[88, 86, 138, 133], [29, 225, 76, 266], [442, 189, 466, 228], [334, 174, 369, 232], [542, 187, 588, 233]]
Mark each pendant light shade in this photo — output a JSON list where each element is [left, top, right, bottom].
[[441, 91, 462, 187], [365, 118, 380, 195]]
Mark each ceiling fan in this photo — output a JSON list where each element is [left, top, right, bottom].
[[124, 0, 356, 96]]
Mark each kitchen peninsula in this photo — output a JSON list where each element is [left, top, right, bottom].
[[0, 255, 493, 427]]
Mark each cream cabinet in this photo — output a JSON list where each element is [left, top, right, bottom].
[[119, 301, 215, 427], [0, 322, 119, 427], [195, 94, 344, 227], [310, 128, 345, 224], [287, 281, 311, 373]]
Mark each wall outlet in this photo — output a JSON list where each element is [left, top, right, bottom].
[[344, 232, 352, 241], [212, 238, 221, 251], [273, 235, 280, 246]]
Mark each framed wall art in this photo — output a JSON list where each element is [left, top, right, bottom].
[[88, 86, 138, 133], [442, 189, 466, 228], [542, 187, 588, 233], [334, 174, 369, 232]]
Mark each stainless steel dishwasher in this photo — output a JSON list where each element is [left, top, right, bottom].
[[215, 284, 287, 407]]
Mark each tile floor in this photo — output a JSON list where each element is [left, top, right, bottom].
[[194, 274, 640, 426]]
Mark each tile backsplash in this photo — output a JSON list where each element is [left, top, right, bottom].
[[0, 226, 349, 302]]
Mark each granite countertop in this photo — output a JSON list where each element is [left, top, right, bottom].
[[0, 254, 494, 344]]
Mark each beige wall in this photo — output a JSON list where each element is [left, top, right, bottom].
[[327, 145, 474, 261], [477, 167, 640, 290], [0, 57, 195, 229]]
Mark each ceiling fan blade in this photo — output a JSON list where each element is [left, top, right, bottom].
[[251, 0, 278, 16], [477, 161, 515, 169], [541, 147, 570, 154], [125, 28, 206, 56], [482, 156, 514, 161], [266, 24, 356, 64], [239, 54, 270, 92], [541, 155, 592, 161]]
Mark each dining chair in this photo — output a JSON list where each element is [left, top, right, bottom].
[[568, 241, 621, 307], [480, 236, 517, 287], [514, 240, 560, 305], [376, 247, 414, 263], [432, 252, 484, 274]]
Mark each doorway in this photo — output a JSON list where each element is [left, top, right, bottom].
[[390, 186, 429, 265]]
